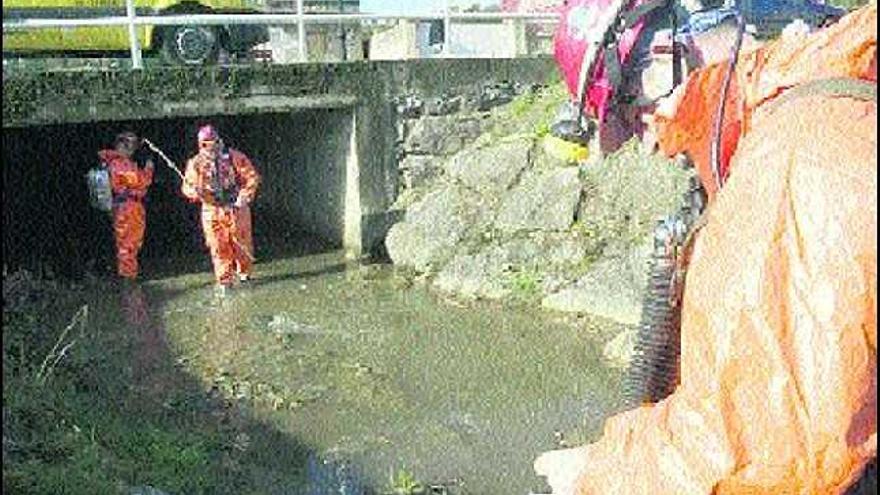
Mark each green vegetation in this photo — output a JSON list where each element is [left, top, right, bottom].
[[478, 81, 568, 143], [2, 271, 309, 494], [386, 468, 425, 495], [827, 0, 871, 10], [507, 269, 543, 302]]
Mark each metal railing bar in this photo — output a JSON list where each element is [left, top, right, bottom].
[[3, 12, 560, 30]]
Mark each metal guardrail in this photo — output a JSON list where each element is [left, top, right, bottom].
[[2, 2, 560, 69]]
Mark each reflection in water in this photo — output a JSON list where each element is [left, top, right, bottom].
[[122, 284, 171, 400]]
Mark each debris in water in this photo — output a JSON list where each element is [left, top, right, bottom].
[[267, 313, 324, 336]]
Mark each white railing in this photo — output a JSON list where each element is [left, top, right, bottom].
[[2, 2, 560, 69]]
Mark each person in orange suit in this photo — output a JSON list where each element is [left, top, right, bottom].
[[535, 5, 876, 494], [181, 124, 260, 295], [98, 131, 154, 281]]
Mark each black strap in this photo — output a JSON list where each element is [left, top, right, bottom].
[[605, 47, 624, 92], [620, 0, 669, 29]]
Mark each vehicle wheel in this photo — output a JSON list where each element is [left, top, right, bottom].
[[161, 25, 219, 65]]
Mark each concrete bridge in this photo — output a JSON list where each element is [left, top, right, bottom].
[[2, 57, 558, 274]]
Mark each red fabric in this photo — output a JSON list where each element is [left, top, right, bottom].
[[553, 0, 648, 123]]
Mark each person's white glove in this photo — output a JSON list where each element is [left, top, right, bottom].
[[533, 446, 590, 495]]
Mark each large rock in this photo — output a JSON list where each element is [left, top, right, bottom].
[[399, 155, 443, 189], [495, 167, 581, 232], [434, 234, 589, 300], [446, 138, 533, 195], [433, 248, 511, 299], [385, 185, 491, 272], [577, 140, 691, 250], [541, 241, 652, 326], [403, 115, 487, 156], [603, 327, 638, 369]]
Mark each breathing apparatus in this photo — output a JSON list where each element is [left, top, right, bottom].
[[550, 0, 685, 160], [85, 165, 113, 213], [86, 133, 147, 213]]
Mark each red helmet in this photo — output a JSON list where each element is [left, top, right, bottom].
[[197, 124, 219, 142]]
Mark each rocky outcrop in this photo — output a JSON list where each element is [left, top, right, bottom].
[[541, 241, 652, 326], [385, 185, 493, 273], [403, 115, 488, 156], [494, 167, 581, 233], [387, 86, 694, 337], [446, 137, 532, 195]]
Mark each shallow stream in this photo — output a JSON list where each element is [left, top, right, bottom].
[[125, 249, 627, 494]]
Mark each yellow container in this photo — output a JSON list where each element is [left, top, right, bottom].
[[542, 134, 590, 164]]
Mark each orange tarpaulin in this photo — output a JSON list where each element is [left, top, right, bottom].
[[535, 5, 877, 494]]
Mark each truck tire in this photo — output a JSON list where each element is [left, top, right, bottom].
[[160, 24, 219, 65]]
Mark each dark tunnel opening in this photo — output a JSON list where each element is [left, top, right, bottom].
[[3, 107, 355, 280]]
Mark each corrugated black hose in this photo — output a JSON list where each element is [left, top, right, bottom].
[[624, 175, 705, 406]]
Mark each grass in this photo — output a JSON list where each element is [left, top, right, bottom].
[[507, 269, 543, 302], [386, 468, 425, 495], [827, 0, 872, 10], [2, 271, 310, 494]]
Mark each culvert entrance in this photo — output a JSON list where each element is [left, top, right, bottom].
[[3, 107, 359, 279]]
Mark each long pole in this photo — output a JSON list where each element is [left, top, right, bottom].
[[125, 0, 143, 69]]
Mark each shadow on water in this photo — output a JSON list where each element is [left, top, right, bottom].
[[124, 281, 375, 494]]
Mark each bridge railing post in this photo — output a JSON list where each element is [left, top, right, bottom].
[[442, 0, 450, 57], [126, 0, 143, 69], [297, 0, 307, 62]]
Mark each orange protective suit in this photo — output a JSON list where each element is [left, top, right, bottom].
[[535, 6, 877, 494], [652, 5, 877, 200], [182, 147, 260, 286], [98, 149, 154, 280]]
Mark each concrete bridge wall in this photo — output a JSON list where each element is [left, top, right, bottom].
[[2, 58, 558, 273]]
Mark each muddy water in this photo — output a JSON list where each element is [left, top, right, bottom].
[[148, 250, 627, 494]]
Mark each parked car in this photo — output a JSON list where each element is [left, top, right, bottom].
[[679, 0, 846, 39], [2, 0, 269, 65], [742, 0, 845, 36]]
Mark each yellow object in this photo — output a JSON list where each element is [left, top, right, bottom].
[[2, 0, 252, 52], [541, 135, 590, 164]]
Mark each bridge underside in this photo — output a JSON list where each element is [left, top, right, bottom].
[[3, 107, 359, 279]]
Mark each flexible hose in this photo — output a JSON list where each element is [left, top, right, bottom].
[[624, 175, 705, 406], [142, 138, 185, 180], [709, 12, 746, 190]]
